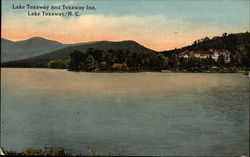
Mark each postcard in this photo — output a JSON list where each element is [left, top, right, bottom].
[[1, 0, 249, 156]]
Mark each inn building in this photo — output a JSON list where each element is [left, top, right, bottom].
[[179, 49, 231, 63]]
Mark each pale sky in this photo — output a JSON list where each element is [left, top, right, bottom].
[[2, 0, 249, 51]]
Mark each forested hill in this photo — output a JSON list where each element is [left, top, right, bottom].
[[161, 32, 250, 67], [162, 32, 250, 53]]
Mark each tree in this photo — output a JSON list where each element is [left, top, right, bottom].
[[217, 54, 225, 67], [111, 63, 129, 71], [87, 48, 102, 63], [205, 56, 215, 67], [186, 56, 196, 69], [157, 54, 169, 70], [148, 54, 169, 71], [180, 58, 188, 68], [203, 37, 210, 42], [48, 59, 70, 69], [222, 33, 227, 38], [84, 55, 98, 71], [69, 50, 88, 70], [168, 53, 180, 69]]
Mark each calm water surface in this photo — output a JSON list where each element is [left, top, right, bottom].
[[1, 68, 249, 156]]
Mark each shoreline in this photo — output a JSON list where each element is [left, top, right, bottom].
[[1, 67, 249, 75]]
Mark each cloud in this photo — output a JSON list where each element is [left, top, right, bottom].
[[2, 14, 248, 51]]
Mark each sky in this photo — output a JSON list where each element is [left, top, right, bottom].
[[1, 0, 250, 51]]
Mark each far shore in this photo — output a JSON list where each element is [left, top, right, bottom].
[[1, 67, 249, 75]]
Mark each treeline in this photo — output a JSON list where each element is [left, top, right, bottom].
[[178, 55, 242, 72], [67, 48, 168, 71], [1, 59, 49, 68], [48, 48, 238, 72]]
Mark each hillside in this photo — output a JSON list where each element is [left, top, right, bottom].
[[161, 32, 250, 55], [161, 32, 250, 68], [1, 40, 157, 67]]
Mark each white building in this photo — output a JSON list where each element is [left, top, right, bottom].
[[179, 49, 231, 63]]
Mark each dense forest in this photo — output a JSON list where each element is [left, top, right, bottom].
[[1, 32, 250, 72], [47, 49, 168, 71]]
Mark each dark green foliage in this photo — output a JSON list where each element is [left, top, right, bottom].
[[168, 53, 180, 69], [206, 56, 216, 66], [147, 54, 169, 71], [69, 50, 88, 70], [68, 48, 169, 72], [1, 59, 49, 68], [84, 55, 99, 71], [111, 63, 129, 71], [48, 59, 70, 69], [217, 55, 225, 67]]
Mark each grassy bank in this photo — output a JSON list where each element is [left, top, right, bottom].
[[1, 147, 100, 156], [1, 147, 71, 156]]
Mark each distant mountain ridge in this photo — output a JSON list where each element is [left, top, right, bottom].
[[1, 37, 97, 62], [1, 37, 67, 62]]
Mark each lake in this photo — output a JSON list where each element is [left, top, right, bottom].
[[1, 68, 249, 156]]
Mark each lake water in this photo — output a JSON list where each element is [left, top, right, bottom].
[[1, 68, 249, 156]]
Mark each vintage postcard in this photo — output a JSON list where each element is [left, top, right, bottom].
[[1, 0, 249, 156]]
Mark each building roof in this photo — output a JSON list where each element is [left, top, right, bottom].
[[214, 49, 225, 52], [180, 49, 228, 55], [180, 51, 213, 55]]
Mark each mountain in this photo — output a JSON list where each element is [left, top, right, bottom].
[[29, 40, 156, 60], [1, 40, 157, 67], [1, 37, 67, 62]]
